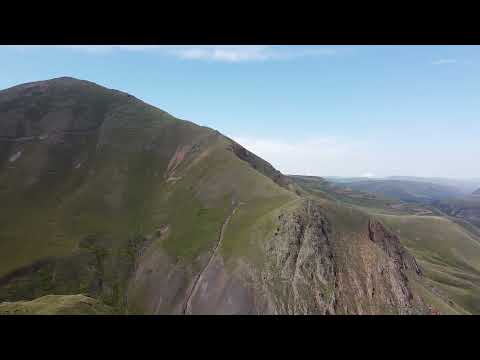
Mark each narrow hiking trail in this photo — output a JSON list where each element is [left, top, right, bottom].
[[183, 203, 241, 315]]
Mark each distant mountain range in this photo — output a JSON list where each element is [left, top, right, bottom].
[[326, 176, 480, 195], [326, 176, 480, 238], [326, 178, 463, 204], [388, 176, 480, 195]]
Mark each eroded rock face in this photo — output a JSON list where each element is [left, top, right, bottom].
[[368, 220, 422, 276], [258, 201, 336, 314], [244, 200, 428, 315]]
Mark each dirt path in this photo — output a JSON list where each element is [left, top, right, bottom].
[[183, 204, 241, 315]]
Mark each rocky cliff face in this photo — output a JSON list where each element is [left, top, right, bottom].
[[251, 200, 427, 314]]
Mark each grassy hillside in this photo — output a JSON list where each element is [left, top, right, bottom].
[[378, 215, 480, 314]]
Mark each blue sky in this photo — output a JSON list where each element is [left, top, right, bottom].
[[1, 45, 479, 178]]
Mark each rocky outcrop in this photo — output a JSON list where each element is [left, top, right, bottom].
[[368, 220, 422, 276], [259, 200, 336, 314], [251, 200, 427, 314]]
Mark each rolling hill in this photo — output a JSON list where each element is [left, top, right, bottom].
[[0, 77, 474, 314], [388, 176, 480, 195]]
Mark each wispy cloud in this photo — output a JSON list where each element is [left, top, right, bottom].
[[231, 136, 370, 176], [231, 134, 480, 178], [56, 45, 339, 62], [432, 58, 457, 65], [170, 46, 272, 62]]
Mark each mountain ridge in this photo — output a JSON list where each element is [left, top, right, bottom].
[[0, 77, 469, 314]]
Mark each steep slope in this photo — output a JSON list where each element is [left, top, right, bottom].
[[0, 77, 435, 314], [378, 215, 480, 314]]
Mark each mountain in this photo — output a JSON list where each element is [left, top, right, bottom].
[[0, 77, 472, 314], [473, 189, 480, 196]]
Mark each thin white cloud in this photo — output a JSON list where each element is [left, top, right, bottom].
[[63, 45, 164, 53], [229, 135, 480, 178], [171, 46, 271, 62], [231, 136, 365, 176], [55, 45, 338, 62], [432, 58, 457, 65]]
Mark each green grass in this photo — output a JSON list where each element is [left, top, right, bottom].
[[378, 214, 480, 314], [221, 195, 296, 264]]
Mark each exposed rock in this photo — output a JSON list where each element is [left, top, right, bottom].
[[251, 200, 427, 314], [8, 150, 22, 162]]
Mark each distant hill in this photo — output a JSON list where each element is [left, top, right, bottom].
[[473, 189, 480, 196], [330, 179, 463, 204], [388, 176, 480, 195], [327, 176, 480, 195]]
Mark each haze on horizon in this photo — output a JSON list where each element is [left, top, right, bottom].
[[1, 45, 479, 179]]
